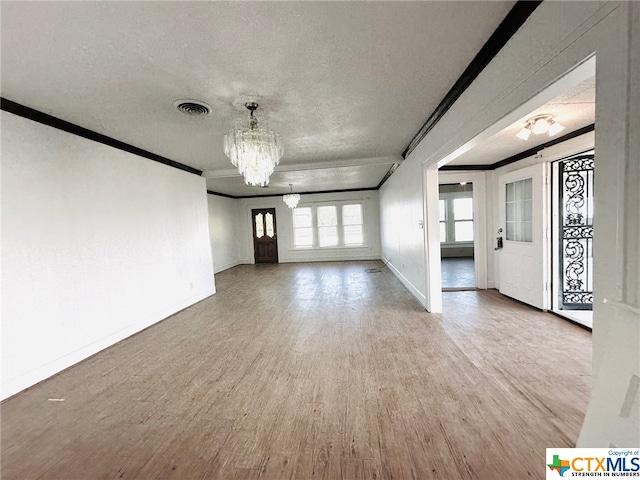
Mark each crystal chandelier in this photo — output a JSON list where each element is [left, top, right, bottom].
[[283, 184, 300, 209], [224, 102, 284, 186]]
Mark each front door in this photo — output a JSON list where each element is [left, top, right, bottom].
[[498, 163, 549, 310], [252, 208, 278, 263]]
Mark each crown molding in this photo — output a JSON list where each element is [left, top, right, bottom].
[[1, 97, 202, 176]]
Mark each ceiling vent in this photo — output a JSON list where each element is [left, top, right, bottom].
[[173, 99, 212, 116]]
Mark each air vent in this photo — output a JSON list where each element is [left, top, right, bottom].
[[173, 99, 212, 116]]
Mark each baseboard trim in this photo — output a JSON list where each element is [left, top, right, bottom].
[[214, 260, 241, 274], [383, 259, 427, 309], [1, 286, 215, 401]]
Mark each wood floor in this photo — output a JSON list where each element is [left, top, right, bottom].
[[0, 261, 592, 479], [440, 257, 475, 289]]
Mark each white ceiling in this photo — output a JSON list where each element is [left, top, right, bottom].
[[4, 2, 593, 193], [448, 75, 596, 166], [1, 1, 521, 196]]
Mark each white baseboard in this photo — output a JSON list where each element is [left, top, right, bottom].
[[214, 260, 240, 273], [384, 260, 427, 309], [1, 286, 216, 401]]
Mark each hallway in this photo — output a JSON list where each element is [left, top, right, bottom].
[[0, 261, 592, 479]]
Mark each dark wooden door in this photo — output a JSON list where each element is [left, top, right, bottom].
[[252, 208, 278, 263]]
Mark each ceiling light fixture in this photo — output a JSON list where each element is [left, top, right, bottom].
[[283, 184, 300, 209], [516, 114, 565, 141], [224, 102, 284, 186]]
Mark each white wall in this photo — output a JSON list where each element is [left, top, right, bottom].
[[380, 1, 639, 447], [234, 190, 381, 265], [207, 194, 240, 273], [379, 157, 427, 307], [1, 111, 216, 400]]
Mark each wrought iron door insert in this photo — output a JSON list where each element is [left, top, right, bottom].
[[558, 154, 594, 310]]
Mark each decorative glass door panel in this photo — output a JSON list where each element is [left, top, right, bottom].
[[558, 154, 594, 310]]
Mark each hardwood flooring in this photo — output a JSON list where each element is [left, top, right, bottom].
[[0, 261, 592, 479], [441, 257, 475, 289]]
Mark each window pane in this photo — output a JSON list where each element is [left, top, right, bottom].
[[523, 200, 532, 221], [344, 225, 363, 245], [439, 200, 446, 221], [342, 204, 362, 225], [265, 212, 274, 238], [506, 222, 515, 239], [523, 178, 533, 200], [455, 221, 474, 241], [317, 206, 337, 227], [515, 179, 523, 202], [505, 178, 533, 242], [255, 213, 264, 238], [294, 227, 313, 247], [293, 207, 312, 228], [506, 182, 515, 202], [453, 198, 473, 220], [318, 226, 338, 247], [440, 221, 446, 243]]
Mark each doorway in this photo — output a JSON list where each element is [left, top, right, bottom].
[[439, 182, 476, 289], [252, 208, 278, 263]]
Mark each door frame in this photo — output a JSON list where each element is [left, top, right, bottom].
[[438, 171, 488, 290], [249, 206, 279, 264]]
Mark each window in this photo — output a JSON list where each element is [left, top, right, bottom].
[[317, 206, 338, 247], [292, 208, 313, 247], [505, 178, 533, 242], [255, 213, 264, 238], [293, 203, 364, 248], [453, 198, 473, 242], [342, 204, 363, 245], [439, 192, 473, 244]]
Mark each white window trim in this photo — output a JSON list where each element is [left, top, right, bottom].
[[291, 201, 367, 250]]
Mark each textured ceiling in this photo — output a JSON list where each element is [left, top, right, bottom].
[[1, 1, 517, 195], [448, 76, 596, 166]]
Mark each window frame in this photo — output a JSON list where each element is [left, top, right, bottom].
[[505, 177, 533, 243], [291, 201, 366, 250]]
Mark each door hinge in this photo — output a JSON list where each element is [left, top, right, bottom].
[[544, 175, 550, 185]]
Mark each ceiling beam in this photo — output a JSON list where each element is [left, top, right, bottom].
[[207, 187, 378, 200], [402, 0, 543, 159], [203, 155, 402, 179]]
